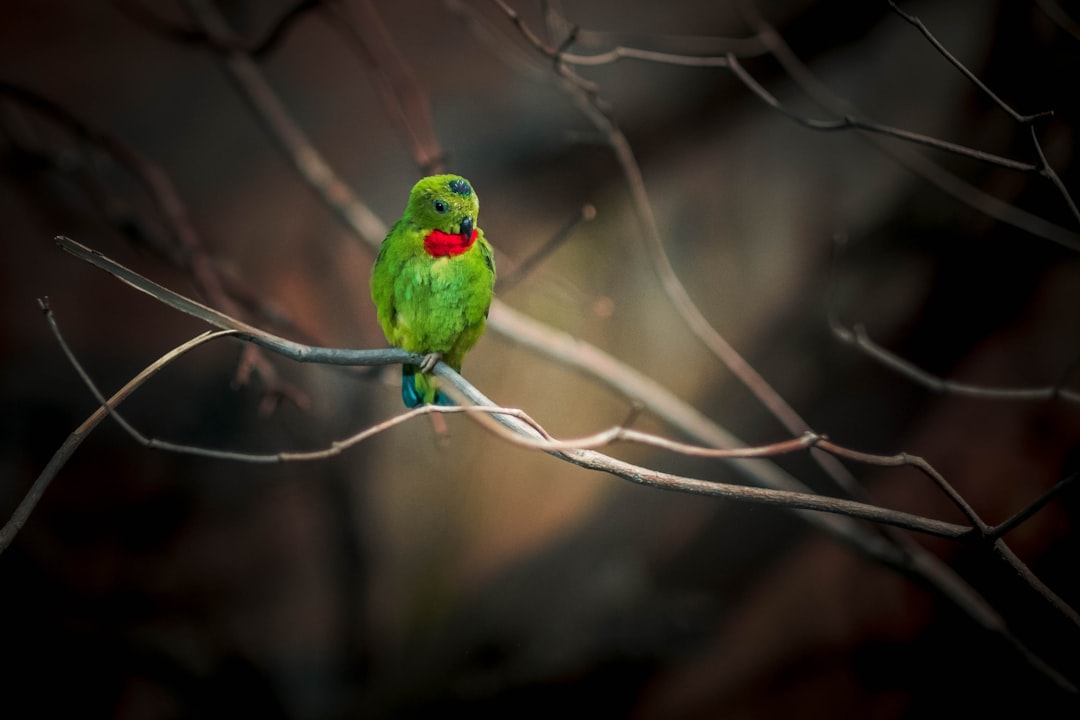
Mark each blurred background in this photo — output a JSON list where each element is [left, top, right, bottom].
[[2, 0, 1079, 717]]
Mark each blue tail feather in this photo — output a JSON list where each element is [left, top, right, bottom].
[[401, 365, 456, 408], [401, 365, 424, 408]]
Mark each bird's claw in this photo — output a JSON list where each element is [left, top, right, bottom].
[[420, 352, 443, 374]]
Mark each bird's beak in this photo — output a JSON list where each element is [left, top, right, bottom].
[[460, 216, 474, 241]]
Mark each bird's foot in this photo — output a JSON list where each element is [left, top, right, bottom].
[[420, 352, 443, 374]]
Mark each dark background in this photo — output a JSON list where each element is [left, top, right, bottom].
[[2, 1, 1079, 717]]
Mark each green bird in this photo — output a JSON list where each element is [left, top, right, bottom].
[[371, 174, 495, 407]]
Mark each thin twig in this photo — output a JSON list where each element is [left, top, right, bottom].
[[815, 439, 989, 534], [325, 0, 446, 174], [56, 235, 418, 368], [491, 4, 1050, 175], [990, 471, 1079, 541], [724, 53, 1038, 172], [1028, 123, 1080, 227], [738, 1, 1080, 252], [819, 438, 1080, 633], [113, 0, 330, 58], [886, 0, 1042, 123], [0, 81, 310, 404], [885, 0, 1080, 229], [500, 203, 596, 291], [831, 318, 1080, 404], [560, 46, 734, 67], [0, 300, 234, 555]]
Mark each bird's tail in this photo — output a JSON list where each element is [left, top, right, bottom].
[[402, 364, 454, 408]]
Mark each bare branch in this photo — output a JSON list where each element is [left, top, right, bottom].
[[886, 0, 1080, 228], [815, 439, 988, 533], [724, 53, 1038, 172], [0, 299, 234, 555], [22, 271, 996, 582], [991, 471, 1079, 540], [1029, 123, 1080, 226], [738, 2, 1080, 252], [0, 81, 311, 404], [55, 235, 419, 369], [324, 0, 446, 174], [817, 438, 1080, 633], [39, 281, 974, 541], [56, 233, 1080, 648], [113, 0, 330, 58], [560, 46, 734, 68], [499, 203, 595, 291], [886, 0, 1044, 124], [830, 318, 1080, 404], [180, 0, 388, 247], [875, 134, 1080, 252]]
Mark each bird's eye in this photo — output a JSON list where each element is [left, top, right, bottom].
[[433, 200, 447, 214]]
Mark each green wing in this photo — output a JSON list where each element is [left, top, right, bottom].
[[478, 234, 495, 318], [370, 219, 411, 347]]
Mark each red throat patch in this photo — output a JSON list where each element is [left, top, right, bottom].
[[423, 229, 478, 257]]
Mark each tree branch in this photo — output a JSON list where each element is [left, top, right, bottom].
[[0, 81, 310, 406], [113, 0, 331, 58], [0, 299, 234, 555], [830, 318, 1080, 404], [499, 203, 595, 291], [735, 1, 1080, 251], [35, 266, 977, 545]]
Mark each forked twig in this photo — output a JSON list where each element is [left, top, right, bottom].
[[885, 0, 1079, 229], [0, 300, 234, 554], [734, 0, 1080, 251], [815, 438, 1080, 632], [724, 53, 1038, 172]]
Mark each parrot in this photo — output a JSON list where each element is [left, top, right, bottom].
[[370, 174, 496, 407]]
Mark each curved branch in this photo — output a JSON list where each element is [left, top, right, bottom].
[[39, 279, 972, 541], [40, 267, 1080, 661], [0, 300, 234, 555], [830, 318, 1080, 404]]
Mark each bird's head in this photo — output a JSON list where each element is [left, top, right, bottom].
[[407, 174, 480, 247]]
